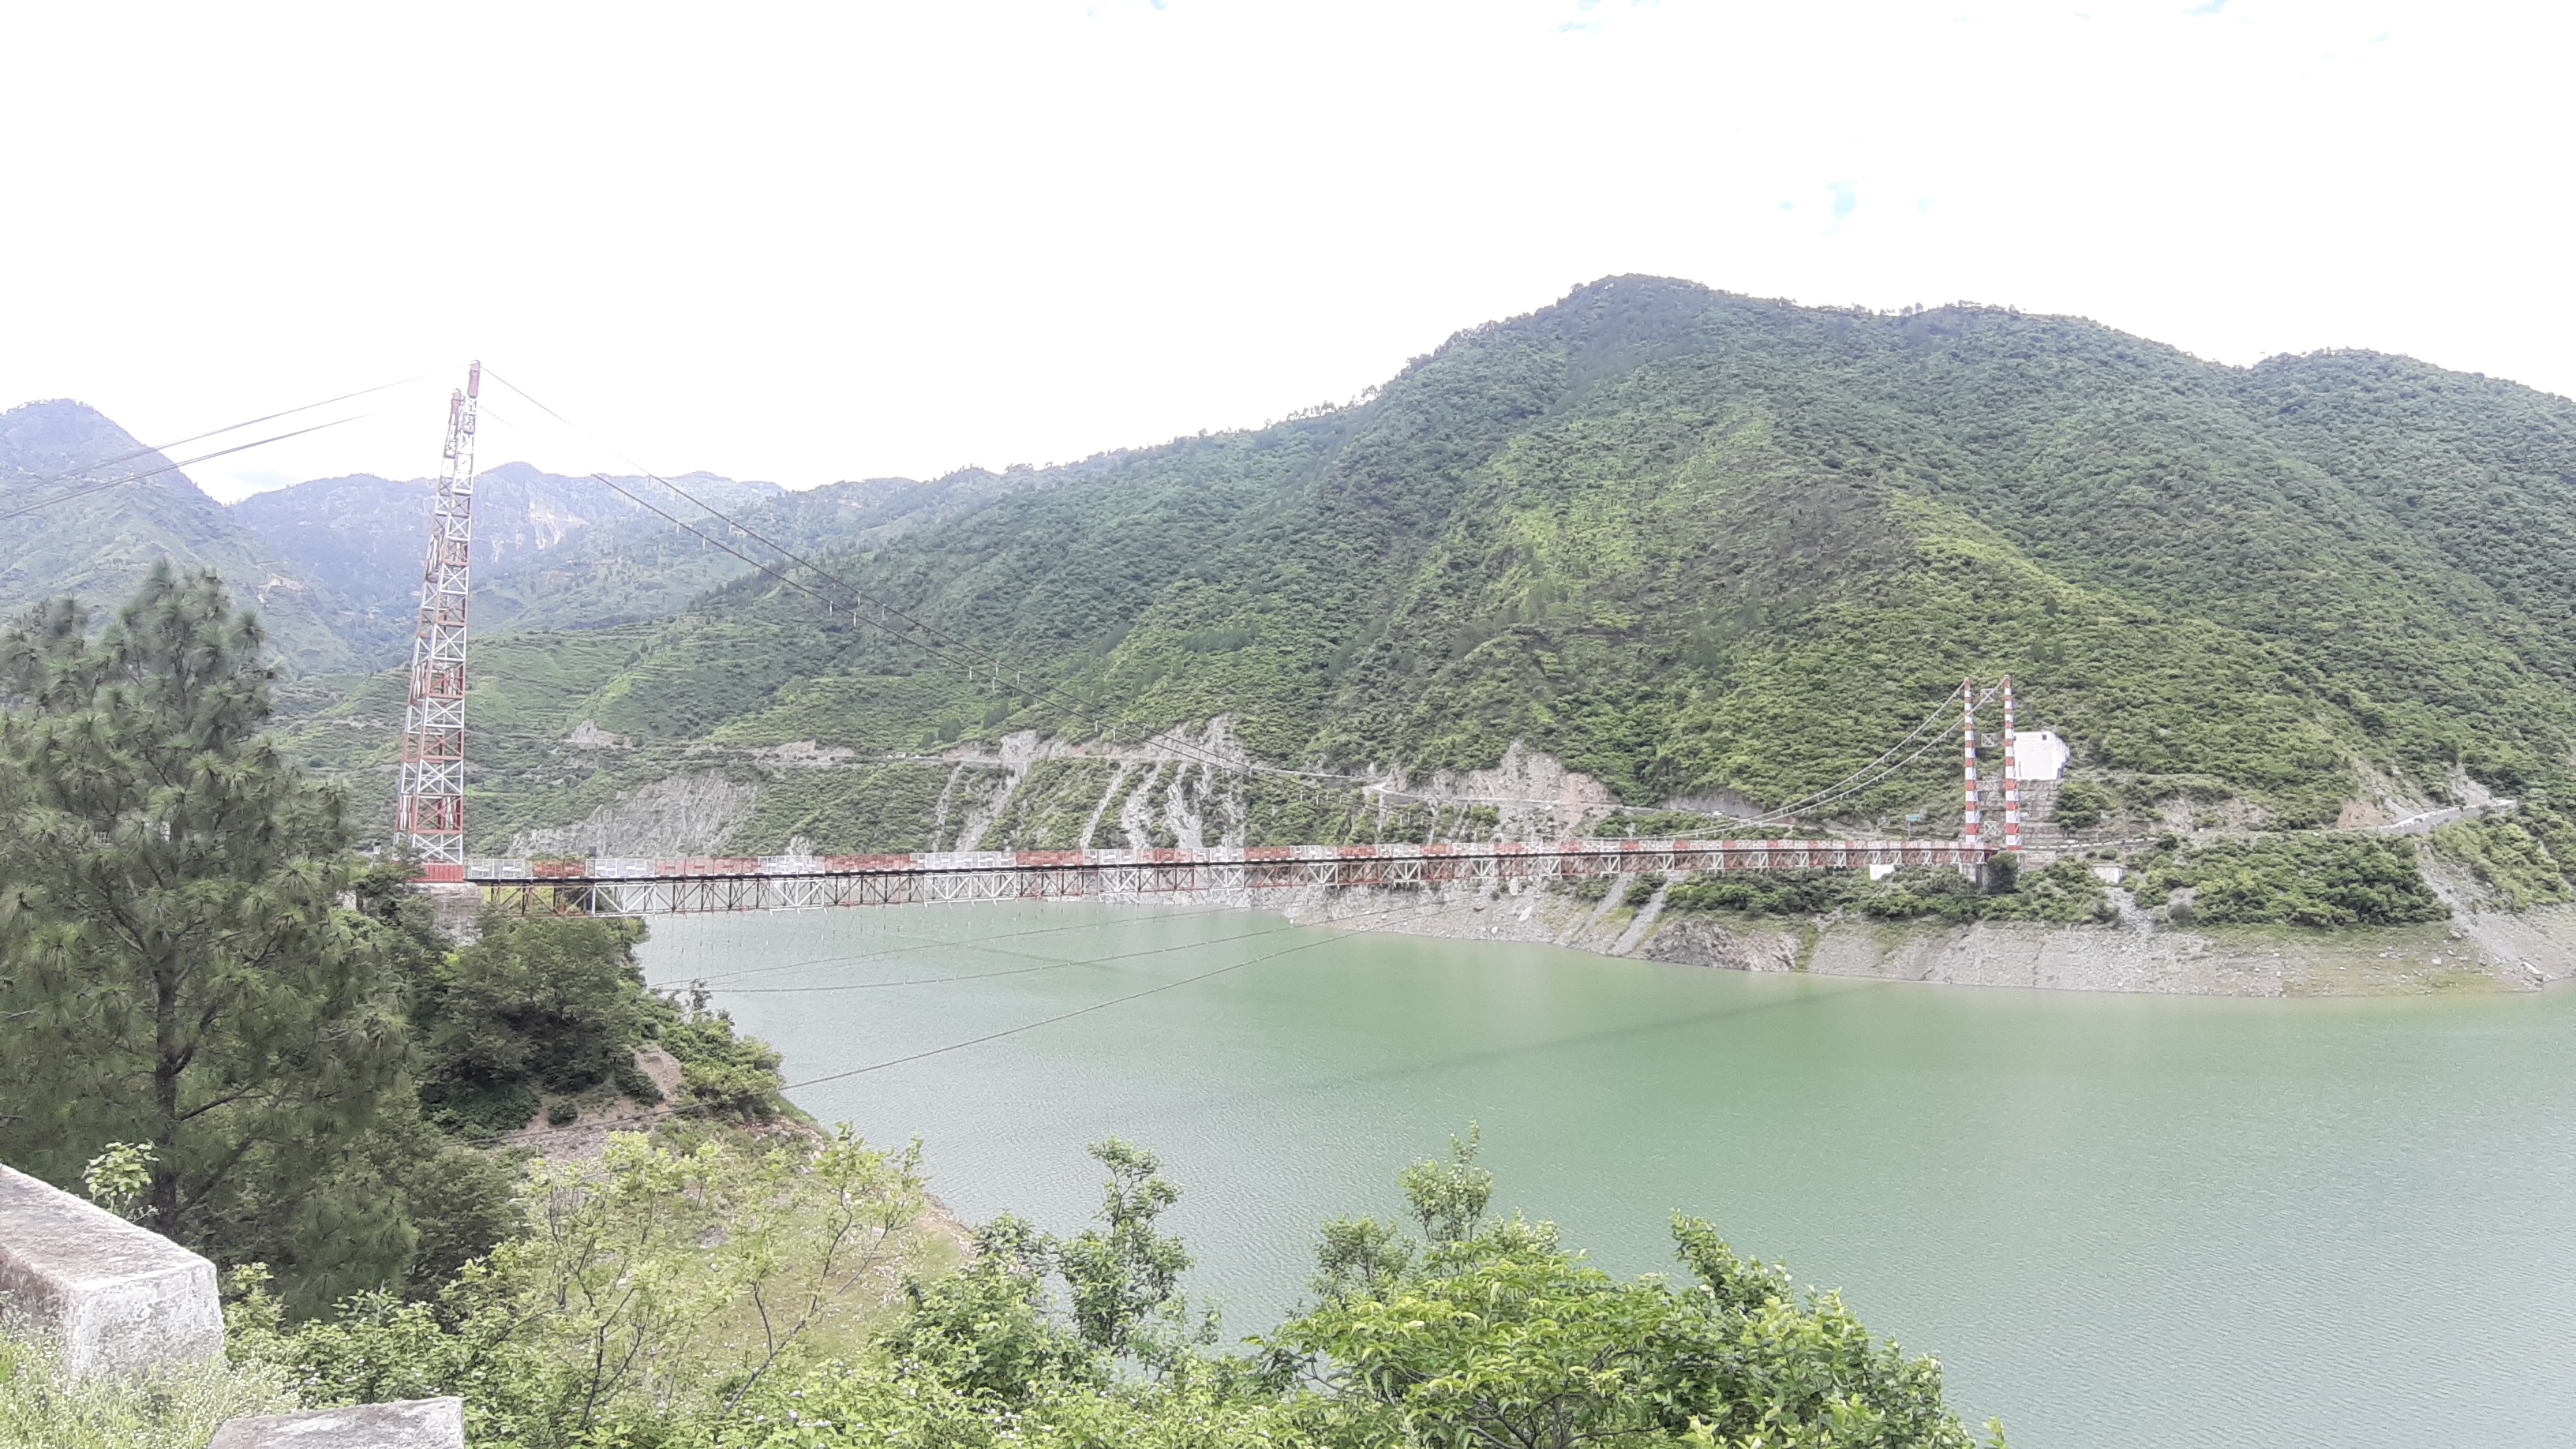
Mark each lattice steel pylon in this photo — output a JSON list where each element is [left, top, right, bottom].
[[398, 361, 481, 879]]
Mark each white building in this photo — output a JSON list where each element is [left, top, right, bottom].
[[2012, 729, 2070, 781]]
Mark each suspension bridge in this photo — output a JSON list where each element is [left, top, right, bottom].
[[389, 364, 2021, 916]]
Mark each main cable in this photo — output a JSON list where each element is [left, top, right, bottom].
[[1747, 703, 1964, 825], [1741, 687, 1964, 826]]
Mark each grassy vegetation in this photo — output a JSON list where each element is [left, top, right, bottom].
[[1664, 867, 1855, 917], [0, 1332, 291, 1449], [2050, 781, 2117, 829], [2136, 836, 2450, 927], [723, 764, 959, 855], [415, 279, 2573, 833], [977, 758, 1120, 849], [2427, 804, 2576, 909], [209, 1129, 1998, 1449], [1660, 858, 2115, 925]]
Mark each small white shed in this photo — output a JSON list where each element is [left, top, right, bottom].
[[2012, 730, 2070, 781]]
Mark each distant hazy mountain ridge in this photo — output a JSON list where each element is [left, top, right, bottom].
[[0, 399, 1071, 665], [229, 463, 788, 654], [0, 399, 351, 668]]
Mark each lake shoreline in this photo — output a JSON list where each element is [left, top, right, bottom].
[[1271, 881, 2576, 998]]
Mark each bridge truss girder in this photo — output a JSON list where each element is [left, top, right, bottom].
[[473, 838, 1991, 918]]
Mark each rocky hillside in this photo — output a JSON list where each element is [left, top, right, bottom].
[[265, 276, 2576, 875]]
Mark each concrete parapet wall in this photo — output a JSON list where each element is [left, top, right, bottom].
[[0, 1163, 223, 1377], [210, 1396, 466, 1448]]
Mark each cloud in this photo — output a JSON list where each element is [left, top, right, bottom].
[[1828, 180, 1859, 227]]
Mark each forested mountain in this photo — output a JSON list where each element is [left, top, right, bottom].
[[0, 400, 352, 668], [32, 279, 2576, 856], [271, 276, 2576, 856]]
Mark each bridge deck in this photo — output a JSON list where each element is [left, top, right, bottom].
[[445, 837, 1993, 915]]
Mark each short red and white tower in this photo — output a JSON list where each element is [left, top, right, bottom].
[[1961, 676, 1980, 842], [2001, 676, 2021, 853], [397, 362, 481, 879]]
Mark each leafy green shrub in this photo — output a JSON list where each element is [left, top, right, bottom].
[[1663, 867, 1855, 916], [2140, 835, 2447, 927], [220, 1123, 1998, 1449], [1984, 852, 2022, 894], [1980, 858, 2117, 923], [2428, 805, 2576, 911], [412, 914, 655, 1136], [227, 1129, 931, 1444], [657, 1006, 790, 1121], [2052, 781, 2117, 829], [1854, 858, 2111, 924], [1265, 1133, 2001, 1449], [1855, 866, 1987, 923], [421, 1079, 541, 1136], [610, 1051, 666, 1105]]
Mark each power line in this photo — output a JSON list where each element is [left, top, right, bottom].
[[474, 898, 1428, 1148], [0, 378, 412, 515], [777, 926, 1342, 1088], [714, 912, 1336, 994], [0, 417, 366, 524], [683, 901, 1258, 986]]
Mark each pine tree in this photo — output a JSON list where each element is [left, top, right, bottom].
[[0, 565, 415, 1297]]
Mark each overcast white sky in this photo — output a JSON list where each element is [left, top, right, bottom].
[[3, 0, 2566, 501]]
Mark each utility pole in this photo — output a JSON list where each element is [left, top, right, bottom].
[[398, 361, 481, 879]]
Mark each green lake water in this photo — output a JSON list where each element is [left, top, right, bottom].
[[637, 902, 2576, 1448]]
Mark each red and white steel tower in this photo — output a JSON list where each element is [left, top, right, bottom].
[[397, 362, 481, 879]]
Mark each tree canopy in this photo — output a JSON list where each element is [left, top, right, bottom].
[[0, 566, 414, 1300]]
